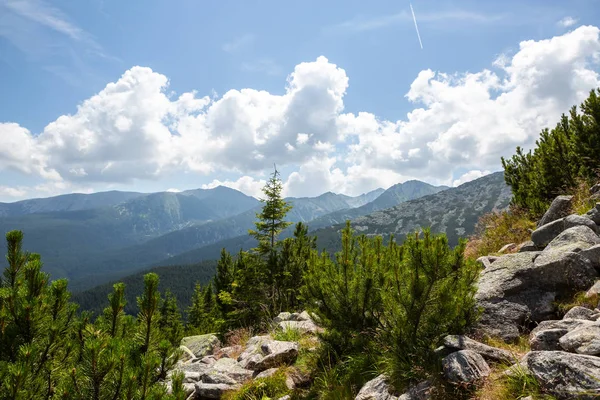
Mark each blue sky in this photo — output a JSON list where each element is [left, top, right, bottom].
[[0, 0, 599, 201]]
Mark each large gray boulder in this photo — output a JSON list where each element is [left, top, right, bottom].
[[194, 382, 240, 398], [203, 358, 253, 384], [475, 246, 597, 341], [442, 350, 490, 384], [529, 319, 593, 351], [559, 322, 600, 355], [526, 351, 600, 399], [544, 225, 600, 252], [531, 218, 565, 248], [585, 203, 600, 224], [442, 335, 514, 363], [355, 374, 397, 400], [563, 306, 599, 321], [237, 336, 298, 372], [537, 195, 573, 227], [564, 214, 599, 233], [180, 334, 220, 358]]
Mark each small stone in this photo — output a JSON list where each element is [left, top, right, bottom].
[[442, 350, 491, 384]]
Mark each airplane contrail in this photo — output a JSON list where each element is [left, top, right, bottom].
[[410, 3, 424, 49]]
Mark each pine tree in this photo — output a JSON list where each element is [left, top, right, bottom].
[[248, 166, 292, 256]]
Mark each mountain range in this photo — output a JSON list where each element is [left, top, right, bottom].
[[72, 171, 511, 313], [0, 173, 507, 299]]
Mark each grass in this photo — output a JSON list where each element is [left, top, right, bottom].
[[569, 178, 598, 216], [474, 363, 556, 400], [465, 207, 536, 260], [556, 291, 599, 315], [272, 325, 303, 342], [482, 335, 531, 360], [223, 370, 291, 400]]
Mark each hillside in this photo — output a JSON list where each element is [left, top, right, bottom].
[[72, 260, 217, 317], [76, 172, 510, 306], [0, 190, 145, 217], [0, 186, 259, 280], [314, 171, 511, 252], [303, 180, 449, 230]]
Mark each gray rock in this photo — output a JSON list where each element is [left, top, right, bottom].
[[559, 322, 600, 355], [398, 380, 432, 400], [237, 336, 271, 364], [202, 371, 238, 385], [298, 310, 313, 321], [442, 335, 515, 363], [475, 249, 597, 341], [255, 368, 279, 379], [476, 256, 493, 269], [585, 203, 600, 224], [180, 334, 220, 358], [255, 340, 299, 371], [530, 319, 593, 351], [518, 241, 539, 252], [580, 245, 600, 270], [586, 280, 600, 298], [544, 225, 600, 252], [273, 312, 292, 323], [194, 382, 240, 398], [526, 351, 600, 399], [563, 306, 598, 321], [537, 195, 573, 227], [355, 374, 397, 400], [279, 320, 320, 334], [531, 218, 565, 248], [278, 396, 291, 400], [442, 350, 490, 384], [591, 184, 600, 195], [564, 214, 599, 233], [204, 358, 253, 383], [179, 345, 196, 364]]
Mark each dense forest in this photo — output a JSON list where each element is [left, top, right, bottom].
[[1, 87, 599, 399]]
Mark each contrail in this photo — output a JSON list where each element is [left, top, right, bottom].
[[410, 3, 423, 49]]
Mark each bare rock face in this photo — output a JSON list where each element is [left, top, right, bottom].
[[442, 350, 491, 384], [180, 334, 221, 358], [355, 374, 397, 400], [526, 351, 600, 399], [237, 336, 298, 372], [537, 195, 573, 227]]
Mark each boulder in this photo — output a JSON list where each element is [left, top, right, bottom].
[[531, 218, 565, 248], [544, 225, 600, 252], [564, 214, 599, 233], [559, 322, 600, 355], [526, 351, 600, 399], [585, 203, 600, 224], [398, 380, 433, 400], [475, 249, 597, 341], [586, 280, 600, 298], [255, 340, 299, 371], [580, 245, 600, 270], [442, 350, 490, 384], [180, 334, 220, 358], [355, 374, 397, 400], [204, 358, 253, 384], [563, 306, 599, 321], [476, 256, 495, 269], [279, 320, 320, 334], [530, 319, 593, 351], [194, 382, 240, 399], [518, 241, 539, 252], [442, 335, 515, 363], [273, 312, 292, 323], [537, 195, 573, 227]]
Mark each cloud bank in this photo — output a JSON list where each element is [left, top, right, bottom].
[[1, 26, 599, 199]]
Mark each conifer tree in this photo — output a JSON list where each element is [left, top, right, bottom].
[[248, 165, 292, 256]]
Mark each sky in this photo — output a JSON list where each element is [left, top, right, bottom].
[[0, 0, 599, 202]]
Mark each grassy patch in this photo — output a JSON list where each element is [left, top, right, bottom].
[[224, 327, 255, 348], [465, 208, 535, 260], [569, 178, 597, 216], [474, 362, 556, 400], [482, 335, 531, 360], [272, 325, 302, 342], [556, 291, 598, 314], [223, 370, 290, 400]]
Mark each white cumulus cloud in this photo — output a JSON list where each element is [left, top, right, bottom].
[[1, 26, 599, 200]]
